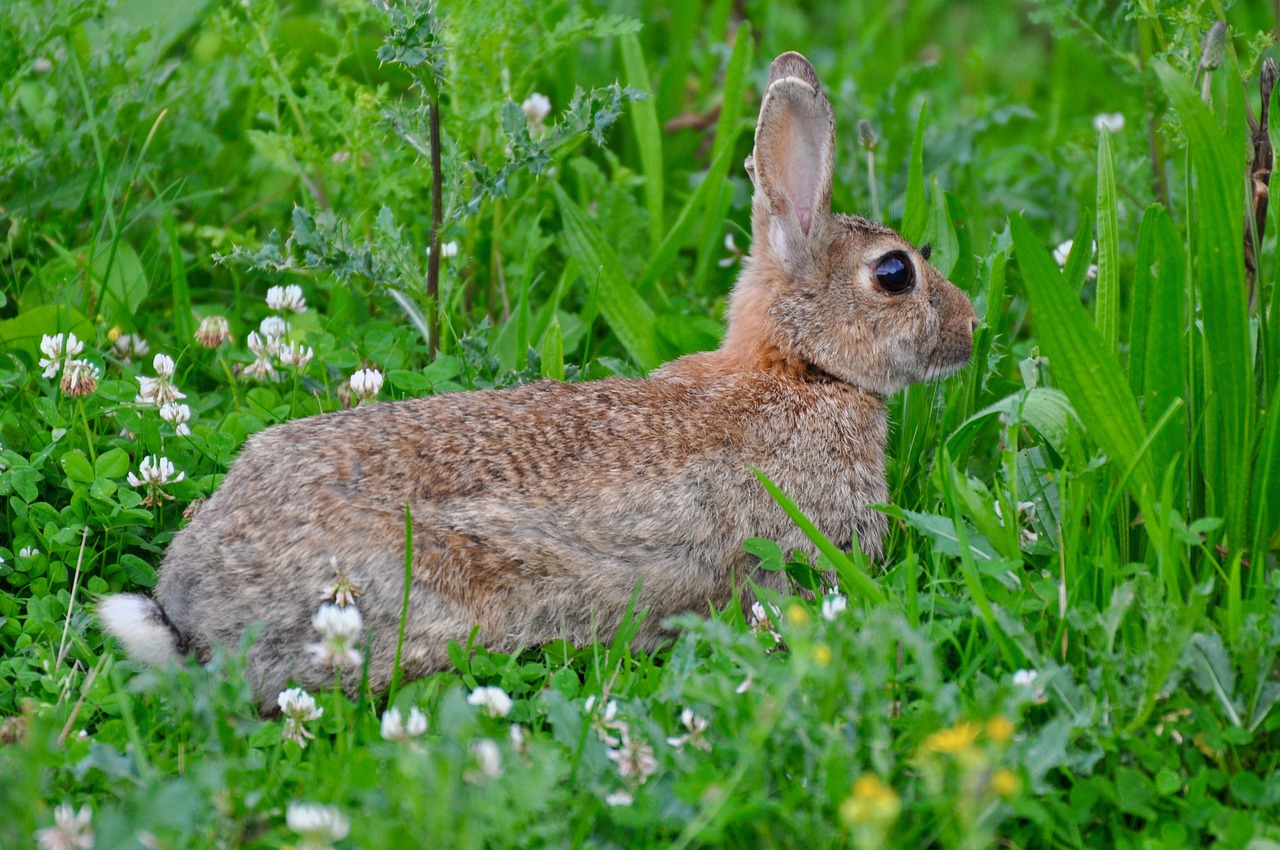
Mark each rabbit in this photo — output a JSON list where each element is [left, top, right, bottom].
[[98, 51, 978, 711]]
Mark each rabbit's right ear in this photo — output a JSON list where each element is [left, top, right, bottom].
[[749, 52, 835, 275]]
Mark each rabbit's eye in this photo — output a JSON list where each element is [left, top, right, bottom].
[[874, 253, 914, 294]]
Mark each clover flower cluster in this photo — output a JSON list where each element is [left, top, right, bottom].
[[127, 454, 186, 507], [308, 558, 364, 668], [243, 284, 312, 381], [39, 333, 100, 398]]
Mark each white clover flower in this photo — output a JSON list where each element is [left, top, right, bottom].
[[380, 706, 428, 742], [195, 315, 231, 348], [266, 284, 307, 313], [1012, 669, 1039, 688], [521, 92, 552, 128], [153, 353, 176, 380], [604, 790, 634, 807], [749, 600, 782, 641], [1051, 239, 1098, 280], [1093, 112, 1124, 134], [468, 738, 504, 780], [607, 725, 657, 784], [286, 802, 349, 850], [39, 333, 65, 378], [426, 241, 459, 259], [259, 316, 289, 348], [666, 708, 711, 752], [281, 342, 314, 370], [278, 687, 324, 748], [509, 723, 527, 753], [820, 594, 848, 621], [584, 695, 623, 745], [127, 455, 185, 506], [159, 402, 191, 436], [36, 802, 93, 850], [112, 333, 149, 364], [467, 686, 513, 718], [60, 360, 100, 397], [321, 558, 361, 607], [19, 546, 39, 558], [308, 604, 364, 668], [349, 368, 383, 404]]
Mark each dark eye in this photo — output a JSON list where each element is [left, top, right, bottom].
[[874, 252, 914, 294]]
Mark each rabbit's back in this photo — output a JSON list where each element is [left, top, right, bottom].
[[156, 369, 886, 700]]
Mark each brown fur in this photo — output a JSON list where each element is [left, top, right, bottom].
[[99, 52, 977, 709]]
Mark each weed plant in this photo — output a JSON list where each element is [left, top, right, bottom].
[[2, 0, 1280, 847]]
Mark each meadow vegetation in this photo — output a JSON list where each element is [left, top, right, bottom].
[[2, 0, 1280, 846]]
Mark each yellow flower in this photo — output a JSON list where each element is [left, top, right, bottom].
[[786, 603, 810, 627], [921, 721, 981, 755], [839, 774, 902, 827], [812, 644, 833, 666], [985, 715, 1015, 743], [990, 767, 1021, 797]]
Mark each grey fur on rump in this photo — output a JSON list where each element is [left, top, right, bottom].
[[97, 52, 977, 710]]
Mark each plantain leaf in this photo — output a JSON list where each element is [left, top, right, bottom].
[[901, 101, 928, 243], [621, 34, 664, 252], [1095, 131, 1120, 353]]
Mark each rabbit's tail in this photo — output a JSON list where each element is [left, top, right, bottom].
[[97, 594, 187, 665]]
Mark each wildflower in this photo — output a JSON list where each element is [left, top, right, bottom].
[[1051, 239, 1098, 280], [244, 332, 277, 382], [467, 686, 513, 718], [749, 600, 782, 641], [194, 315, 231, 348], [136, 353, 185, 406], [349, 368, 383, 404], [159, 402, 191, 436], [1012, 668, 1038, 688], [604, 790, 634, 807], [281, 342, 314, 370], [521, 92, 552, 132], [509, 723, 527, 753], [990, 767, 1020, 797], [921, 721, 981, 755], [469, 738, 504, 780], [786, 603, 809, 627], [812, 643, 833, 666], [1093, 112, 1124, 134], [584, 695, 622, 746], [608, 725, 657, 784], [666, 708, 711, 752], [285, 802, 349, 850], [127, 455, 185, 506], [321, 558, 361, 607], [307, 604, 364, 668], [36, 802, 93, 850], [39, 333, 85, 379], [985, 715, 1015, 744], [380, 706, 428, 742], [821, 594, 848, 621], [111, 333, 149, 364], [427, 241, 459, 259], [266, 284, 307, 313], [60, 360, 100, 397], [278, 687, 323, 748], [19, 546, 39, 558], [259, 316, 289, 350], [839, 774, 901, 829]]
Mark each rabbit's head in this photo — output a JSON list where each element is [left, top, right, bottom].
[[725, 52, 977, 396]]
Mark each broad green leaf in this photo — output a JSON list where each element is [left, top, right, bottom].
[[94, 242, 149, 322], [540, 316, 564, 381], [553, 183, 661, 370], [1132, 205, 1188, 473], [94, 447, 131, 479], [1095, 131, 1120, 352], [753, 469, 886, 606], [1252, 380, 1280, 554], [1011, 212, 1155, 500], [877, 504, 1000, 562], [0, 305, 95, 364], [1156, 61, 1252, 549], [901, 102, 928, 243], [621, 34, 664, 251], [61, 450, 94, 484], [923, 177, 958, 278], [948, 387, 1079, 458]]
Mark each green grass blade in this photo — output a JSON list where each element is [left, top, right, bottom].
[[752, 468, 886, 606], [1251, 381, 1280, 557], [553, 183, 662, 371], [1063, 214, 1095, 295], [621, 33, 664, 252], [1011, 212, 1155, 501], [1156, 60, 1253, 549], [901, 101, 928, 243], [1139, 206, 1188, 472], [1095, 130, 1120, 353]]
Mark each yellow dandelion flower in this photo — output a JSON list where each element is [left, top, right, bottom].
[[921, 721, 981, 755], [990, 767, 1020, 797], [812, 644, 833, 666], [985, 715, 1015, 743], [786, 603, 810, 627], [839, 774, 902, 827]]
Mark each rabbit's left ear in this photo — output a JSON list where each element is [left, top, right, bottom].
[[750, 52, 835, 270]]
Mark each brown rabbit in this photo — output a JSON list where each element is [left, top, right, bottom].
[[98, 52, 977, 709]]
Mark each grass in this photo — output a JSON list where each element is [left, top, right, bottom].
[[2, 0, 1280, 847]]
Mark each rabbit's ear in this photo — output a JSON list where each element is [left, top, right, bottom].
[[751, 52, 835, 270]]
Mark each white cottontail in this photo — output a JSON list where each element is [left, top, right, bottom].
[[99, 51, 977, 708]]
